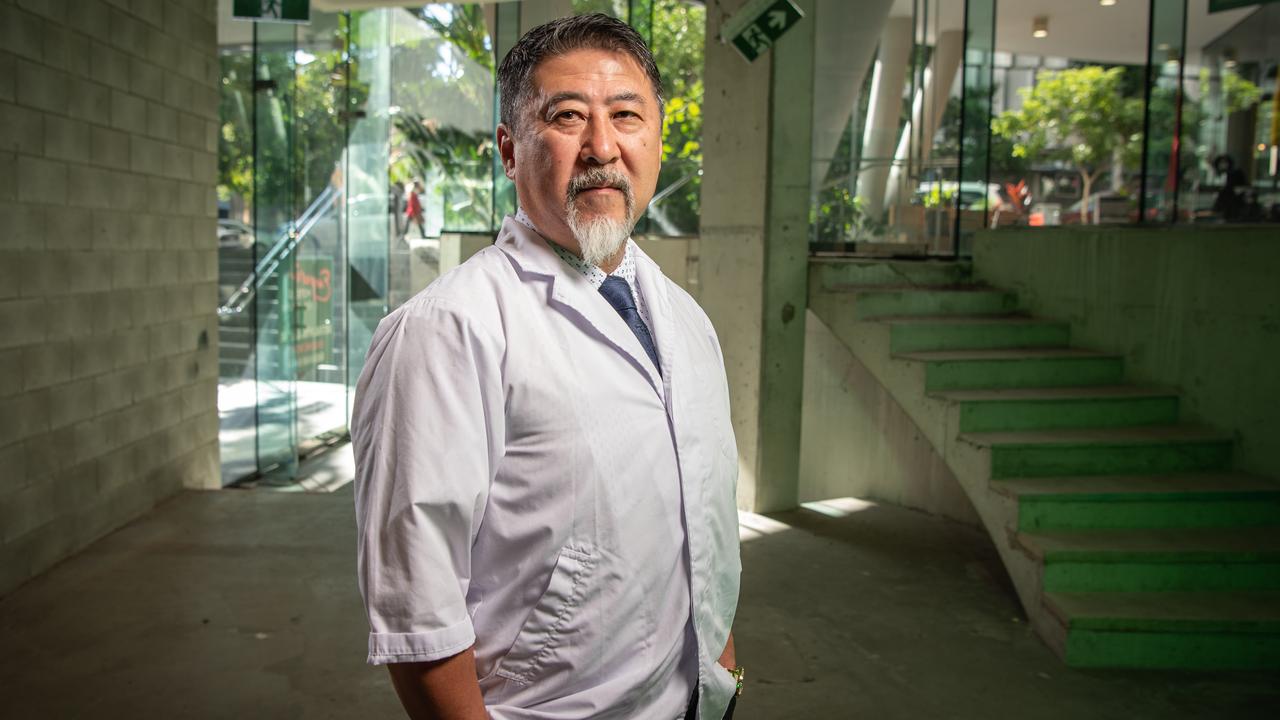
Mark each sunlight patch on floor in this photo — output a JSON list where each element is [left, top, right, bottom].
[[799, 496, 878, 518], [738, 512, 792, 542]]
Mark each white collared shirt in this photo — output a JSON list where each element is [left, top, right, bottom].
[[351, 217, 741, 719], [512, 208, 654, 333]]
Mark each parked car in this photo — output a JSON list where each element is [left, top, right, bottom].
[[912, 181, 1003, 210], [218, 219, 254, 249]]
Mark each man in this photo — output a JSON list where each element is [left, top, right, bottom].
[[351, 14, 741, 719]]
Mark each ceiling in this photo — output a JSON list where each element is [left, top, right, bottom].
[[221, 0, 1262, 68], [889, 0, 1257, 67]]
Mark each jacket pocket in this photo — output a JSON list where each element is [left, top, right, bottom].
[[495, 544, 595, 685]]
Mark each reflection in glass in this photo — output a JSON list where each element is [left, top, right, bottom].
[[1186, 3, 1277, 223], [252, 20, 299, 481], [346, 10, 393, 421]]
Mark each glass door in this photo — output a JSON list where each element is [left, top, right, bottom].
[[252, 20, 300, 480], [292, 13, 351, 451], [345, 10, 393, 419]]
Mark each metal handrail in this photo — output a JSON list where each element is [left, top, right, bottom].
[[649, 166, 701, 206], [218, 184, 339, 317]]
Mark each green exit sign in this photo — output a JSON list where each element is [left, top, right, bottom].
[[233, 0, 310, 23], [721, 0, 805, 63], [1208, 0, 1278, 12]]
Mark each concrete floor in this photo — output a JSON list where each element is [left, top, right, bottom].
[[2, 448, 1277, 719]]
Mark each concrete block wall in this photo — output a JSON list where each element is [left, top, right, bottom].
[[0, 0, 220, 596]]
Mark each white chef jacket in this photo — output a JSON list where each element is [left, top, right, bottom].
[[351, 216, 741, 719]]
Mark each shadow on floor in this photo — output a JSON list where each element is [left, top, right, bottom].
[[1, 472, 1276, 719]]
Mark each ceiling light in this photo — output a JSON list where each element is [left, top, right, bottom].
[[1100, 0, 1117, 6], [1032, 16, 1049, 38]]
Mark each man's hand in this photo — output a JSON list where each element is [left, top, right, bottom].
[[717, 632, 736, 669], [387, 647, 488, 720]]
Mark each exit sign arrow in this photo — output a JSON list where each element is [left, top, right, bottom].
[[720, 0, 805, 64]]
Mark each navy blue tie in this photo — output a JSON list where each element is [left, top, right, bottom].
[[599, 276, 661, 374]]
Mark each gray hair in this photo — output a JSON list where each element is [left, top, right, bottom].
[[497, 13, 664, 134]]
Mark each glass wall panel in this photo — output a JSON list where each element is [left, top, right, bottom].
[[987, 1, 1150, 229], [808, 0, 968, 255], [1184, 3, 1278, 223], [346, 10, 394, 416], [492, 2, 521, 226], [217, 8, 394, 485], [293, 13, 351, 448], [390, 5, 497, 238], [639, 0, 705, 237], [252, 20, 300, 479], [955, 0, 995, 254], [1140, 0, 1188, 222], [217, 24, 257, 484]]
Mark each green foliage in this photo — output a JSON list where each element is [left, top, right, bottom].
[[992, 66, 1143, 174], [920, 186, 955, 209], [991, 66, 1144, 214], [812, 186, 882, 244], [936, 88, 1028, 180], [1198, 67, 1263, 114], [572, 0, 628, 18], [394, 112, 494, 230], [413, 5, 492, 72], [647, 0, 705, 234], [218, 36, 370, 219]]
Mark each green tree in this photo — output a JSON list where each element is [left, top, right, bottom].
[[218, 34, 369, 220], [936, 88, 1028, 183], [394, 113, 493, 230], [991, 66, 1144, 223], [413, 5, 492, 71], [647, 0, 704, 234]]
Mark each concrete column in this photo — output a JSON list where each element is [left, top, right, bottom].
[[918, 30, 963, 166], [700, 0, 814, 513], [885, 29, 963, 210], [856, 16, 913, 220], [809, 0, 893, 191], [519, 0, 573, 34]]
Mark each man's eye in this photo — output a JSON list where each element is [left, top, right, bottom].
[[554, 111, 583, 122], [615, 111, 640, 120]]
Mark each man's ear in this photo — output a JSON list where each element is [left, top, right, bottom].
[[496, 124, 517, 180]]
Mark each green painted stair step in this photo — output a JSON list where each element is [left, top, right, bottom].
[[851, 288, 1020, 320], [810, 258, 972, 291], [996, 473, 1280, 530], [1018, 527, 1280, 592], [933, 385, 1180, 433], [886, 315, 1071, 354], [1043, 590, 1280, 669], [897, 348, 1127, 392], [960, 425, 1233, 479]]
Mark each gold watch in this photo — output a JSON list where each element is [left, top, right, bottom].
[[726, 666, 745, 697]]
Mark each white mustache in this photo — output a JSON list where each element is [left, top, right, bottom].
[[567, 168, 633, 203]]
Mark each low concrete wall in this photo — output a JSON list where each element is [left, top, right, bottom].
[[973, 225, 1280, 481], [799, 310, 982, 527]]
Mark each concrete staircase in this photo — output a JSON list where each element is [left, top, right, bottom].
[[807, 258, 1280, 669]]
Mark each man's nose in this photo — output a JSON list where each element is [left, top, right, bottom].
[[580, 113, 620, 166]]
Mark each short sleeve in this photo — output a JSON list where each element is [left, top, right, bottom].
[[350, 297, 506, 665]]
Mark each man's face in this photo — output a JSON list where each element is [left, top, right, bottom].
[[497, 48, 662, 267]]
